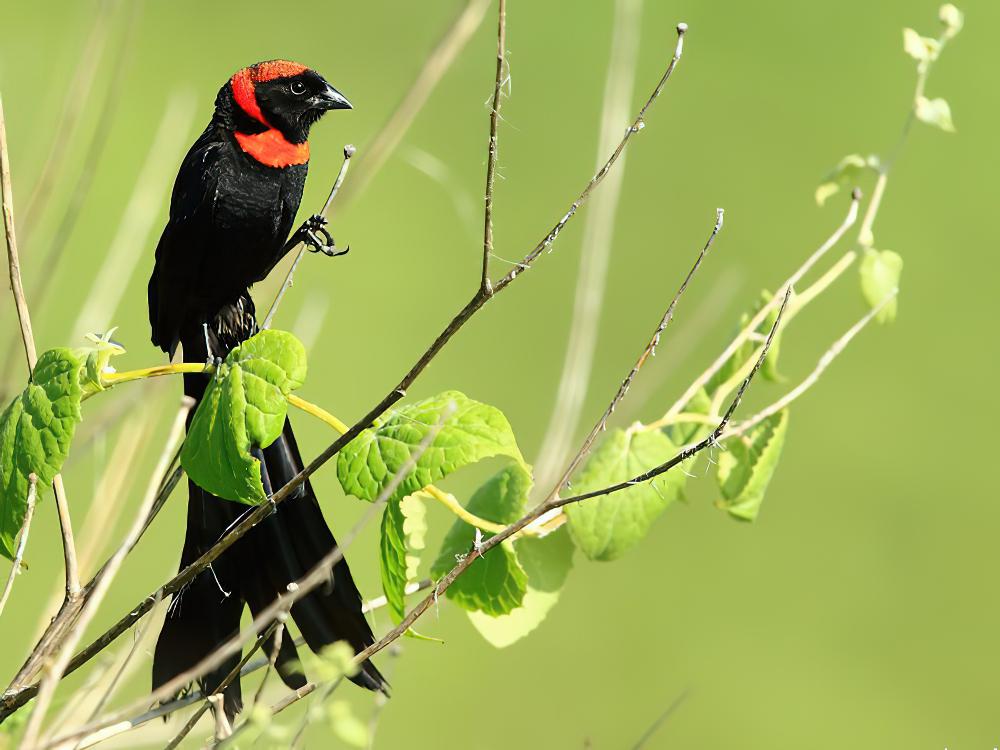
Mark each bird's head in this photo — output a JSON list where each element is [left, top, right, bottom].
[[218, 60, 351, 165]]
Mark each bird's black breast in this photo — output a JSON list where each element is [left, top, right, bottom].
[[148, 122, 307, 355]]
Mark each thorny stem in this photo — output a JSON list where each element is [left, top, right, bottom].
[[43, 413, 449, 749], [480, 0, 506, 295], [351, 289, 790, 669], [545, 207, 723, 506], [492, 23, 688, 295]]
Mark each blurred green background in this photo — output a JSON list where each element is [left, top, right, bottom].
[[1, 0, 996, 747]]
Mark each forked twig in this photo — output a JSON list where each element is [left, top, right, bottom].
[[722, 289, 897, 441]]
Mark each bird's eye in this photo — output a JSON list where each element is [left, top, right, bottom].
[[289, 81, 307, 95]]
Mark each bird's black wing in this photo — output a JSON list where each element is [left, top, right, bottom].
[[148, 123, 227, 356]]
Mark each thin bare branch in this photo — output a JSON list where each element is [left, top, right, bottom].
[[0, 474, 38, 617], [492, 22, 687, 294], [480, 0, 507, 294], [69, 593, 164, 750], [545, 207, 723, 507], [352, 287, 789, 665], [533, 0, 645, 491], [262, 144, 356, 330], [50, 583, 425, 750], [247, 622, 284, 717], [631, 689, 690, 749], [661, 188, 861, 422], [21, 397, 193, 750], [163, 624, 276, 750], [45, 409, 451, 748]]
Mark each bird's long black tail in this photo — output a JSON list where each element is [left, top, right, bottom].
[[152, 331, 386, 722]]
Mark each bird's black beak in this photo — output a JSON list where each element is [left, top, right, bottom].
[[313, 82, 352, 111]]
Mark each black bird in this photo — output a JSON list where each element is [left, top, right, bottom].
[[148, 59, 385, 720]]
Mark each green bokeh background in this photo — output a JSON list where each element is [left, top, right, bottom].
[[1, 0, 996, 747]]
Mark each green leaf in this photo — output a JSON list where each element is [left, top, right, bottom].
[[859, 248, 903, 323], [338, 390, 525, 506], [902, 28, 941, 63], [717, 409, 789, 521], [181, 330, 306, 505], [431, 464, 531, 616], [815, 154, 880, 206], [467, 526, 574, 648], [400, 494, 427, 582], [939, 4, 964, 38], [915, 96, 956, 132], [376, 493, 437, 633], [378, 499, 409, 622], [565, 429, 685, 561], [0, 349, 85, 560]]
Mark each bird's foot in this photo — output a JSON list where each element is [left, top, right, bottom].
[[298, 214, 349, 257]]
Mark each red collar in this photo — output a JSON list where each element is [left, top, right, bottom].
[[234, 129, 309, 167]]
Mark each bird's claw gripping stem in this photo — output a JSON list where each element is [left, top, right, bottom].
[[299, 214, 349, 257]]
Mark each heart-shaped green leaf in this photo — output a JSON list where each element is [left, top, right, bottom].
[[338, 390, 525, 506], [566, 428, 686, 561], [431, 464, 532, 617], [860, 248, 903, 323], [0, 349, 85, 559], [717, 409, 789, 521], [181, 330, 306, 505]]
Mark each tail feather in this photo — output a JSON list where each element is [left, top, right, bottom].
[[152, 370, 387, 723], [152, 482, 245, 721], [262, 422, 388, 692]]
